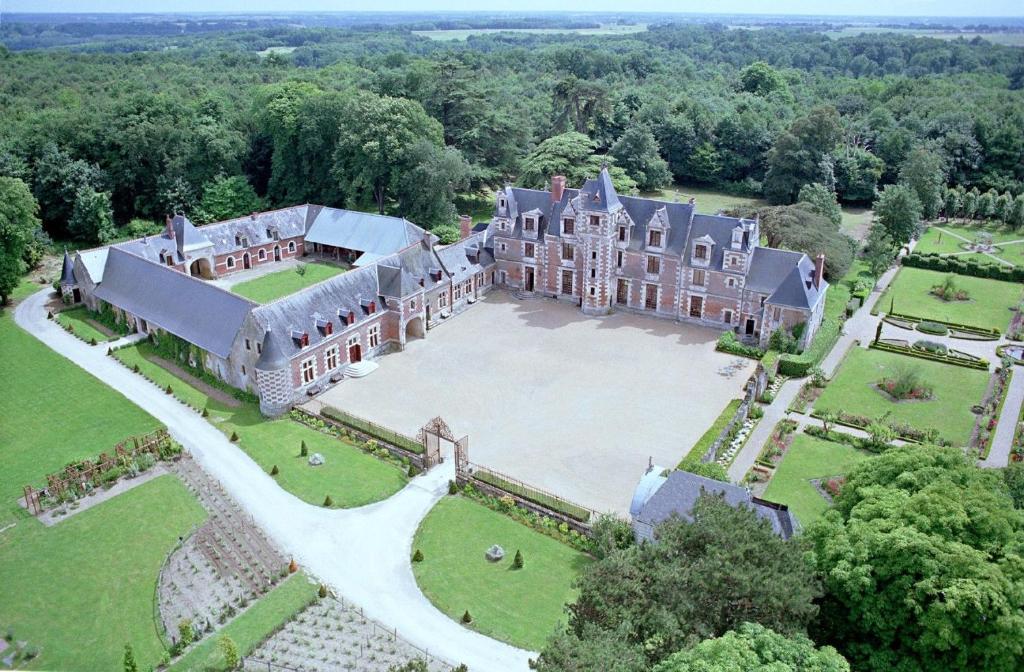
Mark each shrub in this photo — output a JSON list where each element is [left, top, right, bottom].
[[201, 407, 209, 418], [512, 549, 524, 569], [229, 431, 239, 442], [270, 464, 279, 476], [300, 440, 308, 457], [318, 584, 328, 598], [178, 619, 194, 648], [461, 610, 473, 624], [716, 331, 765, 358], [748, 404, 764, 419], [288, 558, 298, 573], [448, 480, 458, 495], [89, 337, 98, 346], [917, 320, 949, 335], [412, 549, 424, 562], [164, 384, 173, 395], [322, 495, 333, 507], [218, 636, 239, 670], [879, 364, 933, 400], [913, 340, 948, 355], [23, 645, 40, 660], [132, 363, 140, 373], [769, 328, 799, 354], [407, 464, 420, 478]]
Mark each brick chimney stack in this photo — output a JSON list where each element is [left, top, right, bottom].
[[459, 214, 473, 240], [551, 175, 566, 203], [165, 215, 175, 239], [814, 254, 825, 289]]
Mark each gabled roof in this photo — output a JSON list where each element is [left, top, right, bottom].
[[634, 469, 798, 540], [198, 205, 310, 256], [578, 167, 621, 213], [77, 248, 109, 284], [60, 250, 76, 285], [304, 208, 428, 258], [436, 231, 496, 283], [94, 247, 254, 358], [171, 215, 214, 254], [746, 248, 826, 309]]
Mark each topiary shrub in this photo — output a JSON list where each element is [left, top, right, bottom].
[[512, 549, 523, 569], [201, 407, 209, 418], [461, 610, 473, 624], [913, 340, 948, 355], [917, 320, 949, 336], [89, 337, 98, 346], [448, 480, 458, 495], [323, 495, 333, 507], [270, 465, 279, 476], [412, 549, 424, 562], [408, 464, 420, 478], [288, 558, 298, 573], [165, 384, 173, 395], [132, 363, 140, 373], [300, 440, 308, 457], [318, 584, 328, 598], [230, 431, 239, 442]]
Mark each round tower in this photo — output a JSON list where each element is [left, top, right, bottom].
[[254, 328, 293, 417]]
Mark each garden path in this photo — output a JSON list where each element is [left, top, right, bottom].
[[980, 368, 1024, 469], [15, 288, 534, 672]]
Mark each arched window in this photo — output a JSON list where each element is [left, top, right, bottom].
[[258, 249, 266, 261], [226, 256, 236, 269], [288, 241, 296, 253]]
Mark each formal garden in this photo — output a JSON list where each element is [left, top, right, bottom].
[[812, 347, 989, 446], [877, 267, 1023, 332], [914, 222, 1024, 266], [411, 495, 591, 651], [229, 262, 347, 304], [110, 342, 409, 508]]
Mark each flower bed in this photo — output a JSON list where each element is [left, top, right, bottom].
[[972, 362, 1012, 459], [754, 419, 797, 470], [289, 409, 414, 470]]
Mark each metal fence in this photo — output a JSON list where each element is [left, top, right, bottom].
[[316, 405, 424, 454]]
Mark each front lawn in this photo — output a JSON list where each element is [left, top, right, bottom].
[[0, 298, 160, 526], [231, 262, 346, 303], [762, 433, 872, 525], [879, 267, 1022, 331], [412, 496, 591, 651], [169, 572, 317, 672], [112, 343, 408, 508], [813, 347, 989, 445], [0, 475, 206, 671], [55, 306, 115, 343]]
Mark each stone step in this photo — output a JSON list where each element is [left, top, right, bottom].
[[344, 360, 379, 378]]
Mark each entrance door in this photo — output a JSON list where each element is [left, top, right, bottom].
[[348, 342, 362, 363], [274, 246, 281, 262], [524, 267, 535, 292], [561, 269, 573, 295], [72, 288, 81, 303], [689, 295, 703, 318], [745, 318, 755, 336], [645, 285, 658, 310], [616, 279, 628, 305], [243, 253, 251, 270]]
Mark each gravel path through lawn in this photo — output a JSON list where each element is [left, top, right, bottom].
[[14, 288, 533, 672]]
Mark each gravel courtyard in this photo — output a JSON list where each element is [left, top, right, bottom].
[[316, 292, 754, 514]]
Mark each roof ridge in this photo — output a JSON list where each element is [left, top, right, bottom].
[[109, 246, 258, 307], [195, 204, 310, 231]]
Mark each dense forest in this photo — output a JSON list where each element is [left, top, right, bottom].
[[1, 22, 1023, 290]]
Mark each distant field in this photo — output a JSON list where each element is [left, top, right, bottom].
[[824, 27, 1024, 47], [413, 24, 647, 41], [256, 46, 298, 56]]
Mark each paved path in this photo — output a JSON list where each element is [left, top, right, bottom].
[[727, 381, 800, 482], [981, 367, 1024, 468], [15, 289, 532, 672]]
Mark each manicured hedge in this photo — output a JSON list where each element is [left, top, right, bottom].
[[888, 310, 1000, 337], [917, 321, 949, 335], [903, 251, 1024, 282], [679, 399, 743, 466], [716, 331, 765, 359], [869, 341, 989, 370]]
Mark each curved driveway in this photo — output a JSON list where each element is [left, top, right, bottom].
[[15, 289, 532, 672]]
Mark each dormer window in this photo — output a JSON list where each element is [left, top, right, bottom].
[[316, 317, 333, 335], [695, 244, 708, 260], [292, 330, 310, 347], [524, 217, 536, 233], [618, 226, 627, 242], [430, 268, 444, 282], [649, 230, 663, 247], [267, 227, 279, 241], [563, 218, 574, 236], [339, 309, 356, 326], [361, 299, 376, 315]]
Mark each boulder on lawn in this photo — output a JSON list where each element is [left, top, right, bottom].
[[308, 453, 325, 466], [485, 544, 505, 562]]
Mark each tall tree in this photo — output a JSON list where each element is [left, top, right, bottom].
[[397, 141, 473, 230], [833, 147, 884, 203], [756, 204, 854, 280], [333, 93, 444, 214], [610, 126, 672, 192], [873, 183, 922, 247], [0, 177, 41, 304], [198, 175, 262, 224], [69, 188, 116, 243], [763, 107, 842, 204], [797, 183, 842, 227], [32, 143, 106, 238], [899, 148, 946, 221], [1009, 194, 1024, 230], [518, 132, 635, 193], [738, 61, 789, 97], [533, 496, 820, 671], [810, 445, 1024, 672], [653, 622, 849, 672], [942, 186, 962, 220]]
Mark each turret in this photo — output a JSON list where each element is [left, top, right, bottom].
[[254, 329, 293, 417]]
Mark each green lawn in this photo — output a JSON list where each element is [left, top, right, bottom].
[[763, 433, 872, 526], [814, 347, 990, 445], [231, 262, 346, 303], [412, 496, 591, 651], [112, 343, 408, 508], [55, 306, 115, 343], [915, 222, 1024, 265], [879, 267, 1022, 331], [170, 573, 317, 672], [0, 475, 206, 671], [0, 290, 161, 526]]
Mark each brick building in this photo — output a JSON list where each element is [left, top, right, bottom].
[[491, 168, 828, 348]]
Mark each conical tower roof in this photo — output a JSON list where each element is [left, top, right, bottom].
[[59, 249, 76, 285], [254, 328, 290, 371]]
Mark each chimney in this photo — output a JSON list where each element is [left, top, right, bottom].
[[687, 197, 696, 206], [814, 254, 825, 289], [165, 215, 175, 239], [551, 175, 566, 203], [459, 214, 472, 240]]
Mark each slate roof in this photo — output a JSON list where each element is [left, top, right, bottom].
[[254, 328, 290, 371], [305, 208, 428, 257], [77, 248, 109, 284], [634, 469, 798, 539], [435, 231, 496, 284], [197, 205, 311, 256], [577, 168, 621, 213], [94, 247, 254, 358], [746, 248, 826, 310], [60, 250, 76, 285], [171, 215, 214, 254]]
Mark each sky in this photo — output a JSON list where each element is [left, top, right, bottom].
[[4, 1, 1023, 17]]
